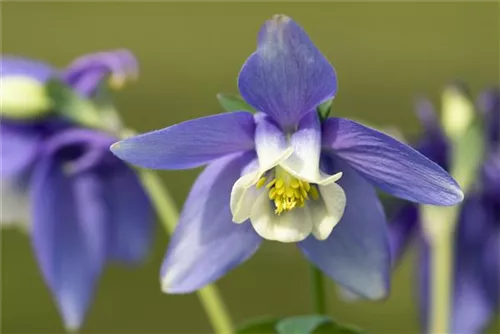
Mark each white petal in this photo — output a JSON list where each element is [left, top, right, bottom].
[[230, 147, 293, 224], [241, 148, 294, 189], [254, 114, 294, 172], [317, 171, 343, 185], [281, 158, 343, 185], [310, 183, 346, 240], [276, 112, 343, 185], [256, 143, 294, 177], [250, 191, 312, 242], [279, 112, 322, 179], [1, 178, 30, 230], [321, 182, 347, 218], [230, 171, 262, 223], [309, 200, 334, 240]]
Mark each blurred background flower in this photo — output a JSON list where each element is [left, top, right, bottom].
[[1, 52, 153, 330], [1, 2, 498, 333], [388, 87, 499, 333]]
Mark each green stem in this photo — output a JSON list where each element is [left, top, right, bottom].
[[428, 225, 455, 334], [309, 265, 326, 314], [422, 206, 458, 334], [138, 169, 234, 334], [198, 286, 234, 334]]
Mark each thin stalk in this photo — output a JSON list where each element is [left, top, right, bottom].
[[139, 169, 234, 334], [428, 228, 455, 334], [309, 265, 326, 314], [422, 206, 458, 334]]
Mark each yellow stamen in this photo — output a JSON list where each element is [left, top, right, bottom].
[[303, 181, 311, 191], [266, 167, 320, 215], [310, 186, 320, 200], [266, 179, 276, 189], [256, 176, 267, 188]]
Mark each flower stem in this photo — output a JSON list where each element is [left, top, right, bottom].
[[422, 206, 458, 334], [198, 286, 234, 334], [138, 169, 234, 334], [309, 265, 326, 314], [429, 229, 454, 334]]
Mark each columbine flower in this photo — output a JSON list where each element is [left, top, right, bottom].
[[111, 15, 462, 299], [0, 51, 153, 330], [389, 88, 499, 333]]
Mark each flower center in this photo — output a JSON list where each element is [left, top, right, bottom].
[[256, 166, 319, 215]]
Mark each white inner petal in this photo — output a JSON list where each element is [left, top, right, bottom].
[[309, 198, 334, 240], [310, 182, 346, 240], [276, 112, 335, 185], [280, 156, 343, 186], [250, 191, 312, 242], [258, 146, 294, 180], [230, 147, 293, 223], [230, 171, 262, 223]]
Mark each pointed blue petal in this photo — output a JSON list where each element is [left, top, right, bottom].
[[30, 158, 107, 330], [238, 15, 337, 130], [322, 118, 463, 205], [111, 112, 256, 170], [161, 152, 262, 293], [298, 155, 390, 299], [105, 163, 154, 263]]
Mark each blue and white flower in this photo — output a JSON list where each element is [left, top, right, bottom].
[[111, 15, 463, 299]]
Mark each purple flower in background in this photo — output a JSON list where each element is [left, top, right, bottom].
[[389, 89, 499, 333], [1, 51, 153, 330], [62, 49, 138, 96], [111, 15, 462, 299]]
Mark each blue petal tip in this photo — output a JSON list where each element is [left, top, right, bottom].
[[445, 178, 465, 205], [109, 140, 127, 160], [109, 141, 121, 154]]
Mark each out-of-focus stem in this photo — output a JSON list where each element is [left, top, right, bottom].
[[422, 206, 458, 334], [309, 265, 327, 314], [429, 228, 454, 334]]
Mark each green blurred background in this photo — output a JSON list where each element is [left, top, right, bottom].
[[2, 2, 499, 333]]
